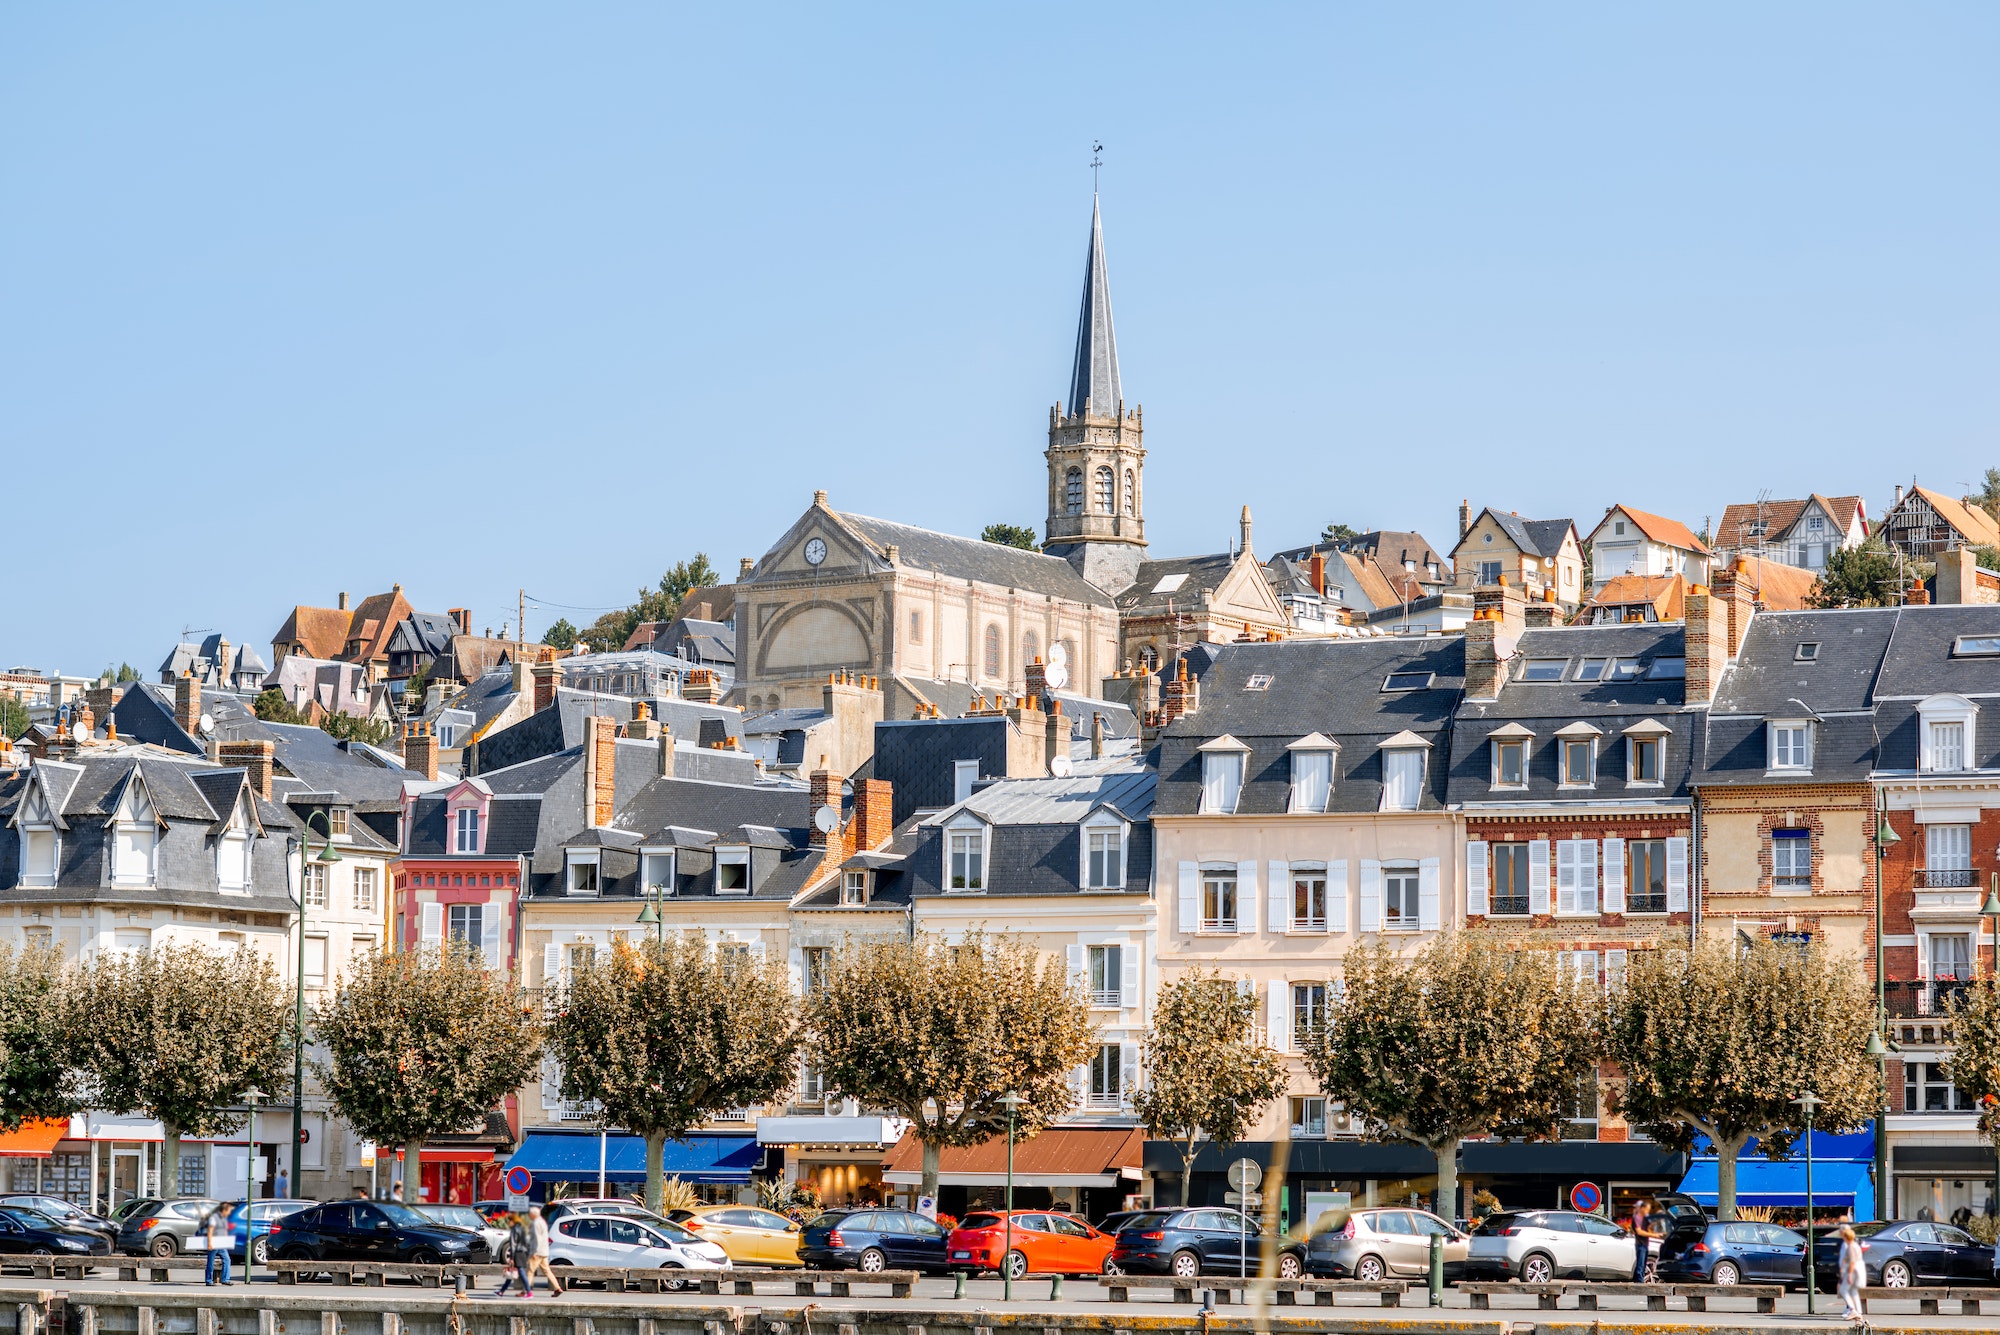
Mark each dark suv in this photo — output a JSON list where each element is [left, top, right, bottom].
[[268, 1200, 489, 1264], [798, 1208, 949, 1273], [1110, 1208, 1304, 1278]]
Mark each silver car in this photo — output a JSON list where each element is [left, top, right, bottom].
[[1466, 1209, 1639, 1282], [545, 1213, 729, 1286], [1303, 1207, 1469, 1280]]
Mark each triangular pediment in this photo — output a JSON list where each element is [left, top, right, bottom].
[[748, 500, 882, 580]]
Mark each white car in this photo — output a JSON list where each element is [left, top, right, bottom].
[[414, 1205, 509, 1260], [547, 1213, 730, 1284]]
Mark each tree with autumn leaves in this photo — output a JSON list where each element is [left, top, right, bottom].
[[544, 933, 803, 1211], [1947, 981, 2000, 1153]]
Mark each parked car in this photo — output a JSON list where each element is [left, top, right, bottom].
[[546, 1213, 728, 1282], [543, 1198, 669, 1227], [116, 1198, 223, 1257], [947, 1211, 1117, 1278], [798, 1208, 951, 1274], [216, 1200, 315, 1264], [1812, 1221, 1996, 1289], [1094, 1210, 1150, 1238], [0, 1207, 112, 1267], [268, 1200, 490, 1265], [1111, 1208, 1306, 1279], [1306, 1207, 1468, 1281], [1464, 1209, 1638, 1283], [1654, 1219, 1806, 1286], [0, 1197, 115, 1244], [414, 1205, 510, 1261], [677, 1206, 803, 1267]]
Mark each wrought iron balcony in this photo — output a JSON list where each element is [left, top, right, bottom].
[[1884, 978, 1976, 1018], [1916, 868, 1979, 888]]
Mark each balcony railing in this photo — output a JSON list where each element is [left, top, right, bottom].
[[1491, 896, 1530, 916], [1916, 868, 1978, 888], [1628, 892, 1669, 915], [1885, 979, 1977, 1018]]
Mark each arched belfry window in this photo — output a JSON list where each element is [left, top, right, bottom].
[[1124, 470, 1136, 515], [1095, 467, 1114, 513], [1065, 469, 1083, 515]]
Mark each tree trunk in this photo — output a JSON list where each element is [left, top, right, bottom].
[[1715, 1134, 1752, 1221], [1433, 1140, 1459, 1223], [1181, 1156, 1195, 1210], [161, 1123, 181, 1199], [403, 1141, 421, 1203], [645, 1129, 666, 1212], [921, 1139, 940, 1203]]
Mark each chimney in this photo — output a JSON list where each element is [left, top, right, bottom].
[[218, 738, 275, 800], [1906, 579, 1931, 606], [1044, 697, 1066, 770], [511, 653, 530, 694], [403, 720, 439, 782], [1090, 711, 1105, 760], [449, 608, 471, 635], [216, 638, 231, 684], [1472, 579, 1527, 639], [339, 592, 351, 611], [739, 557, 755, 579], [627, 700, 660, 740], [532, 661, 559, 713], [1159, 655, 1201, 725], [74, 702, 95, 742], [1025, 657, 1049, 707], [1524, 589, 1561, 629], [1713, 561, 1756, 656], [1239, 506, 1254, 559], [1936, 546, 1992, 605], [1308, 552, 1327, 596], [1464, 617, 1505, 700], [853, 778, 893, 851], [583, 716, 616, 827], [809, 760, 839, 849], [1685, 584, 1727, 705], [1459, 499, 1472, 539], [174, 671, 201, 737], [1893, 483, 1905, 509], [684, 669, 721, 704], [657, 723, 674, 777]]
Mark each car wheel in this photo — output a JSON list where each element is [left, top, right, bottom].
[[1100, 1256, 1122, 1276], [1170, 1250, 1202, 1279], [1519, 1252, 1553, 1285], [150, 1236, 178, 1259], [1355, 1253, 1386, 1282], [1881, 1259, 1911, 1288], [859, 1248, 887, 1273], [251, 1238, 270, 1265], [1278, 1252, 1302, 1280], [1712, 1260, 1741, 1287], [659, 1263, 687, 1291], [29, 1248, 50, 1260], [1003, 1250, 1028, 1280], [409, 1249, 441, 1267]]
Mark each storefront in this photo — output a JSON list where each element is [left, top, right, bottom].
[[1146, 1139, 1437, 1227], [1891, 1144, 1998, 1221], [1676, 1131, 1875, 1224], [0, 1121, 72, 1199], [755, 1115, 906, 1211], [505, 1129, 764, 1202], [1464, 1141, 1687, 1224], [883, 1128, 1145, 1223]]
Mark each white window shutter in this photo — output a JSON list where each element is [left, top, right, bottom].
[[1418, 857, 1441, 932], [1120, 1043, 1140, 1106], [1330, 860, 1349, 932], [542, 942, 561, 987], [787, 946, 803, 994], [1577, 950, 1600, 987], [420, 902, 443, 947], [1177, 862, 1198, 932], [1529, 840, 1551, 915], [1359, 860, 1382, 932], [1665, 837, 1688, 912], [1267, 979, 1289, 1052], [1120, 948, 1139, 1009], [1067, 943, 1086, 993], [1237, 860, 1259, 934], [1556, 840, 1577, 915], [748, 939, 766, 962], [1466, 841, 1489, 917], [1268, 861, 1290, 931], [1069, 1064, 1086, 1109], [1602, 838, 1626, 913], [1578, 840, 1599, 914], [481, 907, 503, 970]]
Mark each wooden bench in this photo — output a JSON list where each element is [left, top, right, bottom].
[[1459, 1281, 1780, 1313], [1859, 1287, 1995, 1317], [1102, 1275, 1407, 1307], [268, 1259, 917, 1298]]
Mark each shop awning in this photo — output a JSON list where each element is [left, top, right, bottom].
[[0, 1120, 68, 1158], [756, 1116, 907, 1148], [407, 1148, 496, 1164], [882, 1128, 1144, 1188], [1461, 1141, 1687, 1178], [1677, 1159, 1875, 1216], [506, 1131, 761, 1184]]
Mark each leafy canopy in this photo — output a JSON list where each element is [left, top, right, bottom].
[[1320, 522, 1362, 544], [981, 523, 1040, 551], [0, 944, 84, 1131], [252, 687, 306, 725], [1808, 537, 1908, 608], [0, 696, 29, 741], [1946, 981, 2000, 1144], [540, 618, 579, 650], [1130, 969, 1287, 1165], [578, 554, 720, 653]]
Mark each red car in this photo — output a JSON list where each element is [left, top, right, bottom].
[[946, 1210, 1118, 1278]]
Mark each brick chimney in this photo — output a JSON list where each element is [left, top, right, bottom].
[[216, 638, 231, 685], [684, 669, 722, 704], [1044, 697, 1066, 771], [1308, 552, 1327, 596], [1712, 561, 1756, 656], [1090, 711, 1106, 760], [1686, 584, 1727, 705], [1906, 579, 1932, 605], [583, 716, 616, 827], [657, 724, 674, 777], [532, 661, 559, 713], [403, 720, 439, 782], [338, 591, 350, 612], [1159, 655, 1200, 725], [1459, 499, 1473, 539], [175, 671, 201, 737], [809, 761, 839, 849], [627, 700, 660, 740], [449, 608, 471, 635], [853, 778, 893, 851], [219, 738, 275, 800], [73, 702, 95, 742], [739, 557, 756, 579], [1523, 588, 1561, 629], [1472, 579, 1526, 639]]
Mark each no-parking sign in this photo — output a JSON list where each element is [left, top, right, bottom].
[[505, 1165, 533, 1196], [1568, 1181, 1603, 1213]]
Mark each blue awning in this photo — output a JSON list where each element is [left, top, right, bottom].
[[505, 1131, 760, 1184], [1677, 1158, 1874, 1217]]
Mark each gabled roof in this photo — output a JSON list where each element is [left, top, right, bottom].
[[387, 612, 459, 659], [1727, 555, 1820, 612], [1713, 495, 1867, 550], [1899, 487, 2000, 548], [1581, 574, 1688, 622], [1116, 553, 1238, 616], [1455, 509, 1578, 561], [833, 511, 1114, 607], [1595, 505, 1710, 554]]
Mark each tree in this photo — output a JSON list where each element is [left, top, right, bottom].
[[316, 943, 541, 1203], [808, 932, 1095, 1199], [1129, 969, 1287, 1206], [1947, 982, 2000, 1151], [66, 943, 292, 1196], [578, 554, 721, 653], [0, 696, 29, 741], [322, 712, 393, 747], [1302, 936, 1601, 1219], [541, 618, 578, 650], [1605, 937, 1880, 1219], [252, 687, 305, 725], [1808, 538, 1906, 608], [981, 523, 1040, 550], [101, 664, 139, 684], [545, 934, 803, 1210], [1320, 523, 1361, 545], [0, 944, 83, 1131], [1963, 468, 2000, 525]]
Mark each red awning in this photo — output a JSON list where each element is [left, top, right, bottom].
[[881, 1127, 1144, 1187], [0, 1120, 68, 1158], [400, 1148, 495, 1164]]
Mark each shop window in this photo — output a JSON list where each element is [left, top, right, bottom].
[[177, 1148, 207, 1197], [1290, 1096, 1328, 1139], [1905, 1061, 1976, 1113]]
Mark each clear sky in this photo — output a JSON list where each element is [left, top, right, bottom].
[[6, 4, 1998, 674]]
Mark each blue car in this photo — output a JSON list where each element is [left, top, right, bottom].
[[1109, 1208, 1305, 1278], [1656, 1219, 1809, 1287], [797, 1208, 950, 1274], [218, 1200, 315, 1264]]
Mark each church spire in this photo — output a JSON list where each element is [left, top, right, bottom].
[[1066, 194, 1122, 416]]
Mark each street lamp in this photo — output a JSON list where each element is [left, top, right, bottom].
[[1871, 810, 1900, 1216], [241, 1087, 265, 1285], [636, 884, 666, 942], [1794, 1091, 1821, 1315], [1984, 875, 2000, 1220], [291, 814, 342, 1199], [999, 1090, 1024, 1302]]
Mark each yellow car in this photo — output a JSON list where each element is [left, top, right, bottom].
[[677, 1205, 803, 1267]]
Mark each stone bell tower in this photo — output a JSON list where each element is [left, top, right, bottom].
[[1043, 193, 1147, 595]]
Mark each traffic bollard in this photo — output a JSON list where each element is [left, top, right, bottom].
[[1428, 1232, 1443, 1306], [1050, 1275, 1063, 1301], [953, 1271, 966, 1300]]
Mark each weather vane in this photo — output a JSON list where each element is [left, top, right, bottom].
[[1091, 140, 1103, 192]]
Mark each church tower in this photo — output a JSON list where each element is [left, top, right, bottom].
[[1043, 194, 1147, 595]]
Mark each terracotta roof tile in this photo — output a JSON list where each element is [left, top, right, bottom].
[[1606, 505, 1709, 554], [880, 1126, 1144, 1178], [1729, 555, 1820, 612]]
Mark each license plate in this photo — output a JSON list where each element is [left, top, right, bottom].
[[952, 1251, 971, 1259]]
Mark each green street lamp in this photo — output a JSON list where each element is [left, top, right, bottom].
[[1871, 809, 1900, 1217], [636, 888, 664, 941], [1985, 876, 2000, 1222], [291, 813, 342, 1200], [240, 1087, 265, 1285], [1793, 1091, 1822, 1315], [1000, 1090, 1024, 1302]]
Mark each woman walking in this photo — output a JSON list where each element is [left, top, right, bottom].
[[1836, 1224, 1867, 1321]]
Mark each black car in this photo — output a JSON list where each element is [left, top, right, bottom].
[[268, 1200, 490, 1265], [797, 1208, 949, 1273], [0, 1196, 116, 1244], [1110, 1208, 1304, 1278], [0, 1207, 112, 1266], [1657, 1220, 1809, 1286], [1094, 1211, 1149, 1238], [1812, 1220, 1995, 1289]]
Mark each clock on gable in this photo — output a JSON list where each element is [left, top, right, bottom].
[[803, 537, 827, 566]]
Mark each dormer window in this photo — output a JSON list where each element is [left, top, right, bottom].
[[841, 870, 869, 906], [944, 814, 989, 891], [112, 781, 158, 887], [1198, 736, 1250, 815], [566, 850, 601, 896], [1286, 735, 1338, 813], [1080, 809, 1128, 889], [640, 848, 676, 896], [1769, 720, 1814, 771], [1555, 723, 1602, 787], [329, 808, 349, 836], [1488, 723, 1533, 789], [1918, 695, 1978, 773], [217, 804, 253, 893], [454, 808, 481, 853], [715, 848, 751, 893], [1379, 731, 1431, 812], [1624, 719, 1670, 786]]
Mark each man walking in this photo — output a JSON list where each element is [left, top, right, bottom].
[[524, 1204, 562, 1296], [201, 1205, 233, 1286], [1629, 1198, 1659, 1282], [493, 1211, 535, 1297]]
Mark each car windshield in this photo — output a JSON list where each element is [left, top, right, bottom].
[[649, 1220, 698, 1244], [422, 1208, 485, 1229], [374, 1203, 430, 1229], [7, 1209, 59, 1230], [1847, 1222, 1896, 1239]]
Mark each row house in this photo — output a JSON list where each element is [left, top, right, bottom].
[[1711, 493, 1868, 575], [1583, 504, 1711, 593], [1449, 505, 1586, 610]]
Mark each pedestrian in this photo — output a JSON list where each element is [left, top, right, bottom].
[[1628, 1198, 1659, 1282], [201, 1204, 233, 1286], [493, 1211, 535, 1297], [352, 1186, 370, 1200], [1836, 1224, 1866, 1321], [276, 1168, 290, 1199], [525, 1204, 562, 1296]]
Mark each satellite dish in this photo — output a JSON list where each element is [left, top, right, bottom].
[[813, 805, 838, 834], [1049, 753, 1073, 778], [198, 713, 214, 734], [1045, 640, 1070, 691]]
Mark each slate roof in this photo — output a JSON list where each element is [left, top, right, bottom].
[[835, 512, 1115, 608], [387, 612, 458, 659], [1867, 607, 2000, 772], [1116, 553, 1239, 617], [109, 683, 204, 755], [471, 688, 750, 781], [1464, 510, 1578, 561], [1697, 608, 1899, 787], [870, 715, 1017, 824], [1067, 193, 1122, 416]]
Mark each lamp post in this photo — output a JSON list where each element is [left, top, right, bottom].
[[241, 1087, 265, 1285], [1000, 1090, 1024, 1302], [1983, 876, 2000, 1220], [636, 882, 666, 943], [1793, 1091, 1822, 1314], [292, 814, 342, 1199], [1872, 809, 1899, 1218]]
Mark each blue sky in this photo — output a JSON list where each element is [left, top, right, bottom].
[[6, 4, 1998, 673]]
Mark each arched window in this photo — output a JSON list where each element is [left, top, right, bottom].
[[1023, 630, 1040, 669], [983, 624, 1003, 679], [1095, 466, 1114, 513], [1065, 468, 1083, 515], [1124, 470, 1136, 514]]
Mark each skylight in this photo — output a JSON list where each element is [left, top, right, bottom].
[[1795, 643, 1820, 662], [1151, 573, 1190, 594], [1244, 674, 1274, 692], [1383, 671, 1434, 691], [1520, 659, 1568, 682], [1608, 660, 1645, 681], [1575, 658, 1609, 682], [1646, 658, 1686, 680], [1953, 636, 2000, 657]]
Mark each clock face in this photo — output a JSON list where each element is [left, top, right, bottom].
[[804, 538, 828, 566]]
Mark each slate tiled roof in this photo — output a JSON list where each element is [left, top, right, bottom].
[[835, 511, 1115, 608], [871, 716, 1016, 824], [1697, 608, 1900, 787], [901, 759, 1157, 900], [1116, 553, 1238, 617], [1468, 510, 1578, 561]]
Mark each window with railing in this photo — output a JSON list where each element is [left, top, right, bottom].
[[1201, 871, 1238, 932], [1291, 872, 1327, 931], [1087, 944, 1123, 1006], [1929, 933, 1971, 982], [1772, 829, 1812, 890], [1923, 824, 1974, 887], [1490, 843, 1530, 916], [1628, 840, 1668, 914], [1291, 983, 1326, 1053], [1088, 1044, 1123, 1109]]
